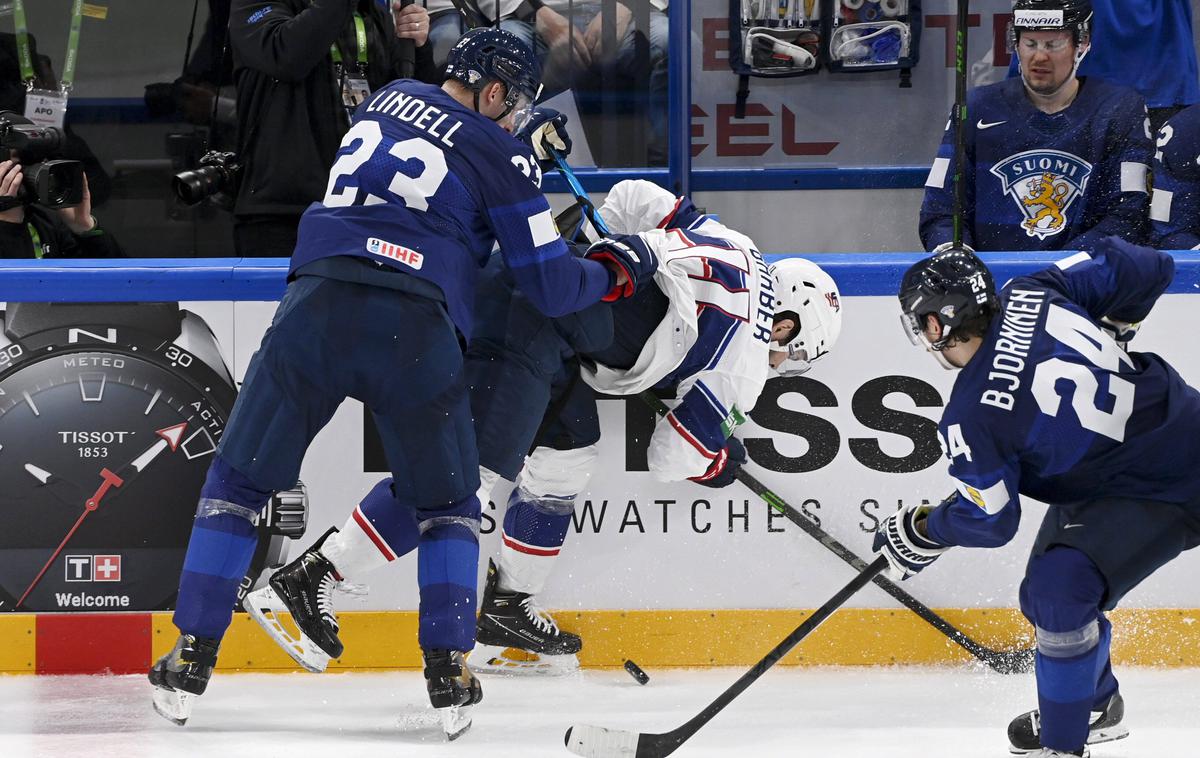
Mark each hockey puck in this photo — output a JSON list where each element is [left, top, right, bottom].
[[623, 659, 650, 685]]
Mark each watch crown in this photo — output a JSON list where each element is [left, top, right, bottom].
[[267, 481, 309, 539]]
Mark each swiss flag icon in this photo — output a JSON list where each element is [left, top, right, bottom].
[[93, 555, 122, 582]]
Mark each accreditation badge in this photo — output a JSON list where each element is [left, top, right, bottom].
[[24, 89, 68, 129]]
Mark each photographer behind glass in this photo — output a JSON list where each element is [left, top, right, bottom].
[[0, 112, 121, 259], [192, 0, 440, 257]]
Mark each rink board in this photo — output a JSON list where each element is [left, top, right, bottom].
[[3, 607, 1200, 674], [2, 253, 1200, 672]]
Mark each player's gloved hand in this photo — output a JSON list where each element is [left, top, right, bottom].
[[514, 107, 572, 170], [872, 502, 951, 582], [688, 436, 747, 489], [931, 241, 975, 256], [585, 234, 658, 301], [1100, 316, 1140, 350]]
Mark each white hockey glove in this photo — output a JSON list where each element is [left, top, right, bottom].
[[513, 107, 571, 171], [1100, 316, 1140, 350], [872, 502, 951, 582]]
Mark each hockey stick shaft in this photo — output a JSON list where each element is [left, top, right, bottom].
[[550, 149, 612, 236], [640, 391, 1032, 674], [566, 557, 889, 758], [951, 0, 969, 248]]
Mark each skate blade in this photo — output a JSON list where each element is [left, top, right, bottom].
[[151, 686, 194, 726], [440, 703, 474, 741], [468, 644, 579, 676], [244, 586, 331, 673], [1008, 726, 1129, 754]]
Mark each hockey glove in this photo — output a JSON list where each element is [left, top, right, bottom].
[[585, 234, 659, 301], [514, 107, 572, 171], [688, 436, 747, 489], [1100, 316, 1140, 350], [872, 502, 951, 582]]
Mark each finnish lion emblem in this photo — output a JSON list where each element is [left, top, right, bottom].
[[990, 150, 1093, 240]]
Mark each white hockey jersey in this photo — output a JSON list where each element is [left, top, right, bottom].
[[581, 189, 775, 482]]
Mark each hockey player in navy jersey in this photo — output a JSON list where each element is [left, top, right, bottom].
[[921, 0, 1151, 254], [876, 240, 1200, 757], [243, 179, 844, 675], [147, 28, 651, 739], [1150, 103, 1200, 249]]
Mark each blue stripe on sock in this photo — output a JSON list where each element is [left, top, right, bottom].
[[182, 517, 259, 580]]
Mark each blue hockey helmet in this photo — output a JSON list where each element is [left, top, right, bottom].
[[1009, 0, 1093, 48], [444, 28, 541, 119], [898, 249, 999, 365]]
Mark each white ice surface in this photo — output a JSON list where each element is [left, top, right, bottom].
[[2, 667, 1197, 757]]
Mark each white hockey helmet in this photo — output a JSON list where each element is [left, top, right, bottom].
[[769, 258, 843, 377]]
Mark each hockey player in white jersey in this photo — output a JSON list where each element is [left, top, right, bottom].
[[244, 179, 843, 675]]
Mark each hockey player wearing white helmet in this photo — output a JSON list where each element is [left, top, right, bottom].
[[245, 179, 843, 676]]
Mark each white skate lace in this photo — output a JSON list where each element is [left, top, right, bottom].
[[317, 572, 340, 631], [519, 596, 560, 636]]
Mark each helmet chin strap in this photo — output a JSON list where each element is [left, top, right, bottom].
[[472, 86, 517, 123]]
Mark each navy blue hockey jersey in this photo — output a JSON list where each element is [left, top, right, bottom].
[[290, 80, 612, 338], [921, 78, 1151, 253], [923, 238, 1200, 549], [1151, 103, 1200, 250]]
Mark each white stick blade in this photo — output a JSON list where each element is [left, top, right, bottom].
[[565, 724, 640, 757]]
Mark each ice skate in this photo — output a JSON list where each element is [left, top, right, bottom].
[[1028, 749, 1089, 758], [245, 527, 343, 673], [424, 649, 483, 740], [1009, 692, 1128, 754], [148, 633, 219, 726], [470, 559, 581, 675]]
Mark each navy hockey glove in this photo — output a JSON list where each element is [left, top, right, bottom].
[[514, 107, 572, 170], [585, 234, 659, 301], [689, 436, 747, 489], [872, 502, 951, 582]]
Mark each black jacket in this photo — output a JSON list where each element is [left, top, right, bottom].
[[0, 205, 123, 259], [229, 0, 439, 217]]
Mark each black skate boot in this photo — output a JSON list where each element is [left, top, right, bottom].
[[245, 527, 343, 672], [424, 649, 483, 740], [148, 633, 220, 725], [472, 558, 582, 675], [1008, 691, 1127, 754]]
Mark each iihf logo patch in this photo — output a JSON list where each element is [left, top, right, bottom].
[[990, 150, 1093, 240]]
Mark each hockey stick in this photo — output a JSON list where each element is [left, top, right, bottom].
[[951, 0, 969, 248], [640, 392, 1033, 675], [564, 556, 890, 758], [550, 148, 612, 236], [545, 154, 1031, 672]]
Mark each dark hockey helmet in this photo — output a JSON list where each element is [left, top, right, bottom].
[[898, 249, 999, 352], [1008, 0, 1093, 48], [444, 28, 541, 117]]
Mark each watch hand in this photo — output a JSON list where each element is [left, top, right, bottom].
[[16, 467, 124, 609], [112, 422, 188, 483], [23, 463, 89, 506]]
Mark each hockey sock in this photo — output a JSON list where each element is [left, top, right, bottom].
[[174, 456, 270, 640], [497, 487, 574, 595], [321, 478, 420, 578], [1020, 547, 1113, 752], [416, 494, 481, 652]]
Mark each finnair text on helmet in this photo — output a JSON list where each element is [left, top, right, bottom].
[[981, 288, 1046, 411], [1014, 10, 1064, 27], [365, 91, 462, 148]]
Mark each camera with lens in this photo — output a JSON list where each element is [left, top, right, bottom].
[[173, 150, 241, 207], [0, 111, 85, 209]]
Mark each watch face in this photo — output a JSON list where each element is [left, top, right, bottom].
[[0, 322, 239, 612]]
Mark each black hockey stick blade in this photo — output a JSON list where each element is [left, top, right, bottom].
[[564, 557, 889, 758], [638, 391, 1034, 675]]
